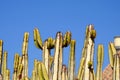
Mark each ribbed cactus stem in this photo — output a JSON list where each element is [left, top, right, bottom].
[[6, 69, 10, 80], [109, 42, 116, 68], [34, 59, 39, 80], [37, 62, 44, 80], [13, 53, 19, 72], [83, 25, 96, 80], [113, 54, 120, 80], [62, 31, 71, 47], [43, 40, 50, 74], [53, 32, 63, 80], [13, 53, 20, 80], [13, 71, 17, 80], [22, 32, 29, 78], [31, 70, 36, 80], [41, 62, 49, 80], [96, 44, 104, 80], [17, 64, 23, 79], [22, 77, 29, 80], [62, 65, 67, 80], [116, 54, 120, 80], [68, 40, 76, 80], [77, 57, 85, 80], [2, 51, 7, 79], [33, 28, 43, 50], [0, 40, 3, 74], [47, 37, 55, 49]]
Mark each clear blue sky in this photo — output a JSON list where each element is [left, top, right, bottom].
[[0, 0, 120, 79]]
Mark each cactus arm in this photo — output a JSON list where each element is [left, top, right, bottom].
[[53, 32, 63, 80], [96, 44, 104, 80], [68, 40, 76, 80], [62, 31, 71, 47], [47, 37, 55, 49], [109, 42, 116, 68], [33, 28, 43, 50], [108, 43, 114, 68]]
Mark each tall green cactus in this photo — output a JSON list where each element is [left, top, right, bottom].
[[96, 44, 104, 80], [22, 32, 29, 78], [53, 32, 63, 80], [108, 42, 120, 80], [1, 51, 8, 80], [83, 25, 96, 80], [108, 42, 116, 80], [13, 53, 19, 80], [68, 40, 76, 80]]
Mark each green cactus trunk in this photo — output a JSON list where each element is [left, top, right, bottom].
[[22, 32, 29, 78], [2, 51, 8, 80], [83, 25, 96, 80], [53, 32, 63, 80], [96, 44, 104, 80], [42, 40, 50, 75], [77, 57, 85, 80], [68, 40, 76, 80]]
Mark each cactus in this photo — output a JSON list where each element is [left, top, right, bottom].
[[108, 42, 120, 80], [62, 65, 67, 80], [1, 51, 8, 80], [83, 25, 96, 80], [53, 32, 63, 80], [33, 28, 43, 50], [77, 57, 85, 80], [96, 44, 104, 80], [68, 40, 76, 80], [13, 53, 19, 80], [62, 31, 71, 47], [2, 25, 120, 80], [22, 32, 29, 78], [108, 42, 116, 68], [6, 69, 10, 80], [0, 40, 3, 74]]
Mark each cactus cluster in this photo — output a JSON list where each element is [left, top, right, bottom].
[[108, 38, 120, 80], [2, 24, 120, 80]]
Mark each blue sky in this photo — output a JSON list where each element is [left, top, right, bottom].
[[0, 0, 120, 79]]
